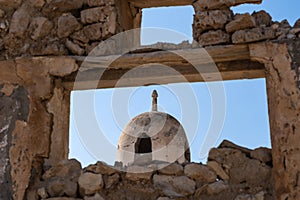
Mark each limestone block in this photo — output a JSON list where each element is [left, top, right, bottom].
[[153, 175, 195, 198], [207, 161, 229, 180], [199, 30, 230, 46], [71, 30, 90, 44], [66, 39, 85, 55], [9, 4, 31, 37], [47, 178, 77, 197], [84, 193, 105, 200], [184, 163, 217, 183], [58, 13, 81, 38], [206, 181, 229, 195], [28, 0, 45, 8], [29, 17, 53, 40], [232, 27, 275, 44], [87, 0, 105, 7], [158, 163, 184, 176], [85, 161, 118, 175], [83, 23, 102, 41], [81, 7, 106, 24], [294, 18, 300, 28], [250, 147, 272, 164], [252, 10, 272, 27], [43, 159, 82, 182], [46, 57, 78, 77], [0, 0, 22, 9], [101, 11, 117, 38], [104, 173, 119, 189], [193, 0, 262, 11], [225, 13, 256, 33], [43, 0, 83, 16], [125, 165, 153, 181], [194, 9, 232, 33], [78, 172, 104, 196]]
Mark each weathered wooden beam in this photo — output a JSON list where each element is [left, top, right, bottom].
[[74, 45, 250, 71], [128, 0, 194, 8], [64, 59, 265, 90]]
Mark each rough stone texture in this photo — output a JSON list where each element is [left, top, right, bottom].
[[207, 161, 229, 180], [249, 41, 300, 200], [9, 4, 31, 37], [81, 7, 106, 24], [252, 10, 272, 27], [193, 9, 232, 34], [57, 13, 81, 38], [158, 163, 184, 176], [78, 172, 104, 196], [250, 147, 272, 164], [193, 0, 262, 11], [153, 175, 196, 197], [232, 27, 275, 44], [85, 161, 117, 175], [0, 85, 29, 200], [29, 17, 53, 40], [226, 13, 256, 33], [184, 163, 217, 183], [199, 30, 230, 46]]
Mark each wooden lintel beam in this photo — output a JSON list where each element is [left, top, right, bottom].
[[74, 45, 250, 71], [64, 59, 265, 90], [128, 0, 194, 8]]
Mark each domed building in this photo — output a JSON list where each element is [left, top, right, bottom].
[[117, 90, 190, 166]]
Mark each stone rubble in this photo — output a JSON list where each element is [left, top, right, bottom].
[[30, 140, 273, 200]]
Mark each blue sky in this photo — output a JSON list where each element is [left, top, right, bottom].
[[70, 1, 300, 167]]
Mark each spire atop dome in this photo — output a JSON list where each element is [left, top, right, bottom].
[[152, 90, 158, 111]]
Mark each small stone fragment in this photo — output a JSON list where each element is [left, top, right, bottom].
[[57, 13, 81, 38], [153, 175, 195, 198], [66, 39, 85, 55], [226, 13, 256, 33], [232, 27, 275, 44], [78, 172, 103, 196], [43, 0, 83, 16], [207, 161, 229, 180], [37, 187, 48, 199], [87, 0, 104, 6], [29, 17, 53, 40], [9, 4, 31, 37], [193, 0, 262, 11], [84, 193, 105, 200], [294, 18, 300, 28], [252, 10, 272, 27], [193, 9, 232, 34], [81, 7, 106, 24], [83, 23, 102, 41], [199, 30, 230, 46], [206, 181, 229, 195], [28, 0, 45, 8], [85, 161, 117, 175], [0, 0, 22, 9], [158, 163, 183, 176], [47, 178, 77, 197], [250, 147, 272, 164], [125, 165, 153, 181], [184, 163, 217, 183], [105, 173, 119, 189]]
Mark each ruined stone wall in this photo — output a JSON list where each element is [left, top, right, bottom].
[[0, 0, 140, 59], [0, 0, 300, 200], [28, 141, 273, 200]]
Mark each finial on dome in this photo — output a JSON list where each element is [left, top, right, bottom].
[[152, 90, 158, 111]]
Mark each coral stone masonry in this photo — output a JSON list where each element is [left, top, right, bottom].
[[0, 0, 300, 199]]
